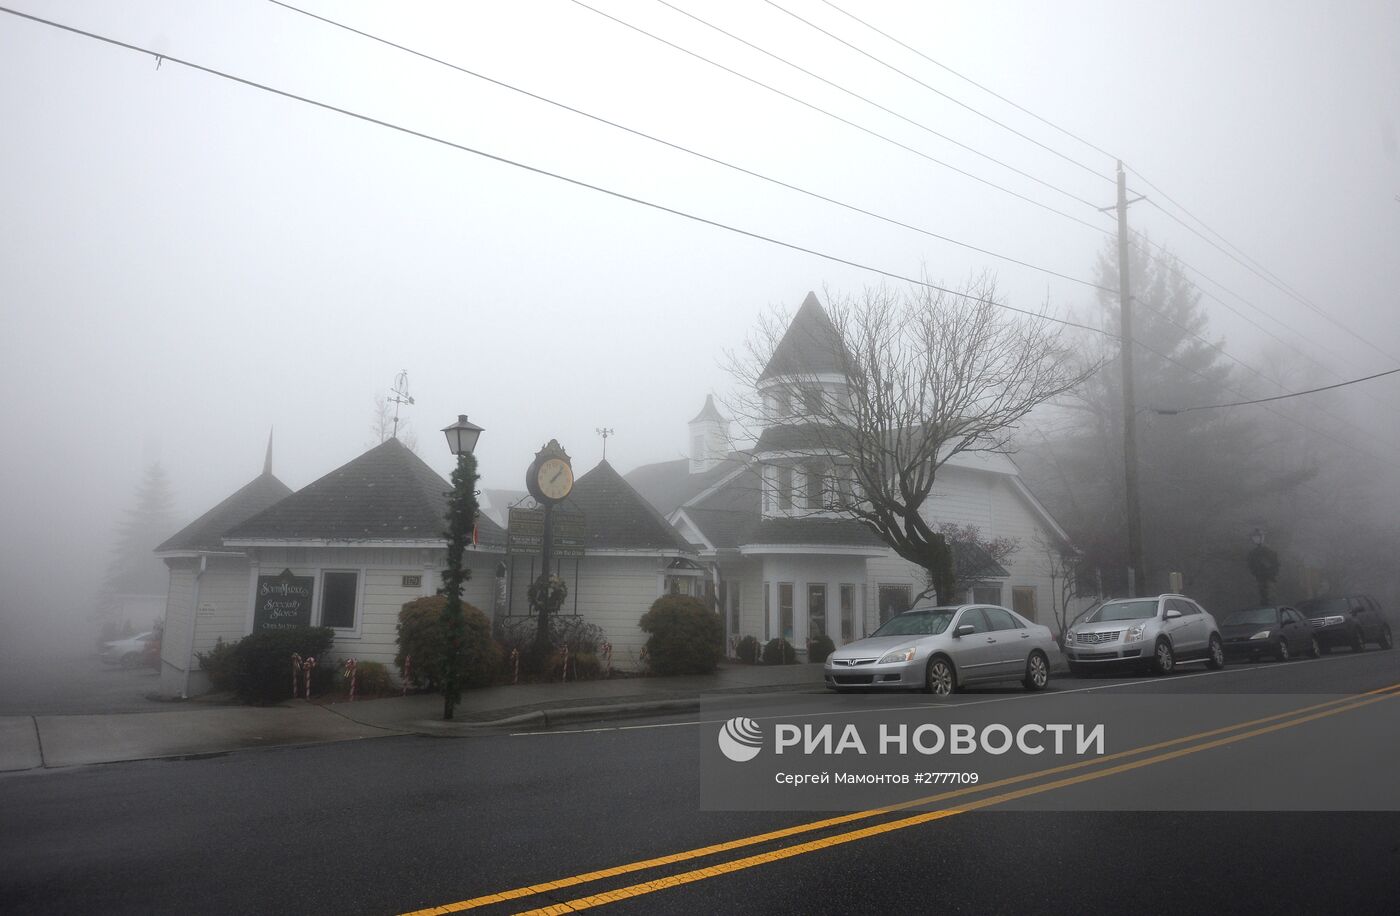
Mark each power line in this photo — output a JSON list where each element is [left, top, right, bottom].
[[0, 4, 1108, 340], [563, 0, 1115, 238], [815, 0, 1117, 164], [648, 0, 1104, 211], [1153, 367, 1400, 415], [267, 0, 1113, 294], [9, 5, 1395, 472], [760, 0, 1113, 185]]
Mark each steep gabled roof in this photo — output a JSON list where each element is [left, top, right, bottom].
[[568, 459, 693, 552], [156, 471, 293, 553], [624, 454, 746, 518], [225, 437, 505, 546], [759, 292, 848, 380]]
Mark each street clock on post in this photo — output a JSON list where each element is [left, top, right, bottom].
[[526, 440, 574, 505]]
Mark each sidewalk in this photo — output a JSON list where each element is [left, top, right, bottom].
[[0, 653, 1072, 772], [0, 662, 826, 772]]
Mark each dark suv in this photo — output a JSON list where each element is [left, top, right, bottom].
[[1293, 595, 1394, 653]]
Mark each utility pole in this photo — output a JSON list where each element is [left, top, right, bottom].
[[1114, 161, 1147, 596]]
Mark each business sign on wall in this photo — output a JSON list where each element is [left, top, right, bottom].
[[253, 568, 315, 631]]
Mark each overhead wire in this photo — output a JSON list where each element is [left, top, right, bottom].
[[647, 0, 1104, 211], [266, 0, 1113, 293], [1153, 367, 1400, 415], [760, 0, 1113, 184], [561, 0, 1116, 238]]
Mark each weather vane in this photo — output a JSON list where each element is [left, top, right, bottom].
[[596, 427, 615, 459], [390, 370, 414, 439]]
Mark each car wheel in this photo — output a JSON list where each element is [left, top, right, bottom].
[[1351, 628, 1366, 653], [1379, 625, 1394, 651], [1308, 637, 1321, 659], [1206, 635, 1225, 670], [1274, 639, 1290, 662], [1152, 639, 1175, 675], [925, 656, 955, 695], [1022, 651, 1049, 691]]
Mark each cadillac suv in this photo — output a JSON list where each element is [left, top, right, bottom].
[[1065, 594, 1224, 676]]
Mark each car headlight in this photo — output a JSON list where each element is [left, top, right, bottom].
[[1249, 629, 1272, 640], [1124, 623, 1147, 642], [878, 648, 916, 664]]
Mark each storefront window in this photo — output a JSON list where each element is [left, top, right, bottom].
[[779, 583, 794, 642], [808, 583, 827, 639], [840, 584, 856, 642], [321, 571, 359, 629]]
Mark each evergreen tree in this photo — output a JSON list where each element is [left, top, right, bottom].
[[1027, 240, 1313, 606], [98, 463, 177, 617]]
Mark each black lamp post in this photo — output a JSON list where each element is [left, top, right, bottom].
[[439, 415, 484, 720], [1247, 527, 1280, 606]]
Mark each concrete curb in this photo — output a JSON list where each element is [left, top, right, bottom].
[[405, 698, 705, 735]]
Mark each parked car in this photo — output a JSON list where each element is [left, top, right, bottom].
[[1294, 595, 1393, 653], [1064, 594, 1224, 676], [824, 604, 1056, 695], [1219, 606, 1319, 662], [101, 630, 161, 668]]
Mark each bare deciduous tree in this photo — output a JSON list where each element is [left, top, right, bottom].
[[726, 276, 1096, 603]]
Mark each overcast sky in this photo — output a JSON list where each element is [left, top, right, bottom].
[[2, 0, 1397, 625]]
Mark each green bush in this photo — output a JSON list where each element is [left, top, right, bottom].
[[735, 635, 761, 664], [344, 660, 394, 697], [639, 595, 724, 676], [762, 637, 797, 665], [495, 615, 607, 681], [807, 633, 836, 664], [228, 627, 336, 705], [394, 595, 499, 691], [196, 637, 238, 692]]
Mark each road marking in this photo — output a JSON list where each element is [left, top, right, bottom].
[[404, 683, 1399, 914], [512, 687, 1400, 914], [511, 652, 1380, 736]]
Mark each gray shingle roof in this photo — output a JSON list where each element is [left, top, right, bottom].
[[156, 472, 293, 553], [567, 459, 694, 552], [225, 438, 506, 546], [759, 292, 849, 380], [624, 454, 745, 518], [688, 394, 727, 424], [744, 516, 887, 549]]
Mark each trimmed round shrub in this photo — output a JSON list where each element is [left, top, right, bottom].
[[762, 637, 797, 665], [735, 634, 761, 664], [344, 660, 394, 697], [808, 633, 836, 664], [639, 595, 724, 675], [395, 595, 499, 691], [228, 626, 336, 705]]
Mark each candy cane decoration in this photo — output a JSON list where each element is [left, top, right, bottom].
[[342, 658, 357, 702], [561, 645, 570, 682], [510, 648, 520, 685], [291, 653, 302, 698], [302, 656, 317, 699], [601, 641, 612, 677], [402, 655, 411, 695]]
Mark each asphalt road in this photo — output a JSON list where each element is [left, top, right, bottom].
[[1, 650, 1397, 915]]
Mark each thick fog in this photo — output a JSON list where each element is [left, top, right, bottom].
[[2, 0, 1398, 655]]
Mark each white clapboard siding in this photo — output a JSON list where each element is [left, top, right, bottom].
[[160, 562, 196, 673]]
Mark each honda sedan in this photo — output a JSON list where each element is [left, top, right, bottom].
[[824, 604, 1057, 695]]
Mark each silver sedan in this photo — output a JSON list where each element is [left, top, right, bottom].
[[824, 604, 1057, 695]]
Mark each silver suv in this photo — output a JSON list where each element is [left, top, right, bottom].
[[1065, 594, 1225, 676]]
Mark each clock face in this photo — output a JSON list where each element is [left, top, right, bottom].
[[536, 457, 573, 501]]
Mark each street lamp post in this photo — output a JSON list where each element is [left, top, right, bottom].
[[440, 415, 484, 721], [1247, 527, 1280, 606]]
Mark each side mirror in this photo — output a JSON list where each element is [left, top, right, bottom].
[[1164, 609, 1182, 620], [954, 624, 975, 638]]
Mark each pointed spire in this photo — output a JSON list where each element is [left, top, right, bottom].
[[262, 428, 274, 477], [759, 291, 847, 380]]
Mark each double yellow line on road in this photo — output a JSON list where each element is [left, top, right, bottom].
[[403, 684, 1400, 916]]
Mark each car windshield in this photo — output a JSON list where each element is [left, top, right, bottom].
[[1223, 608, 1277, 626], [1295, 598, 1348, 617], [1085, 600, 1159, 622], [871, 610, 955, 638]]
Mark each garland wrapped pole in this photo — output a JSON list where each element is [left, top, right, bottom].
[[439, 449, 480, 720]]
